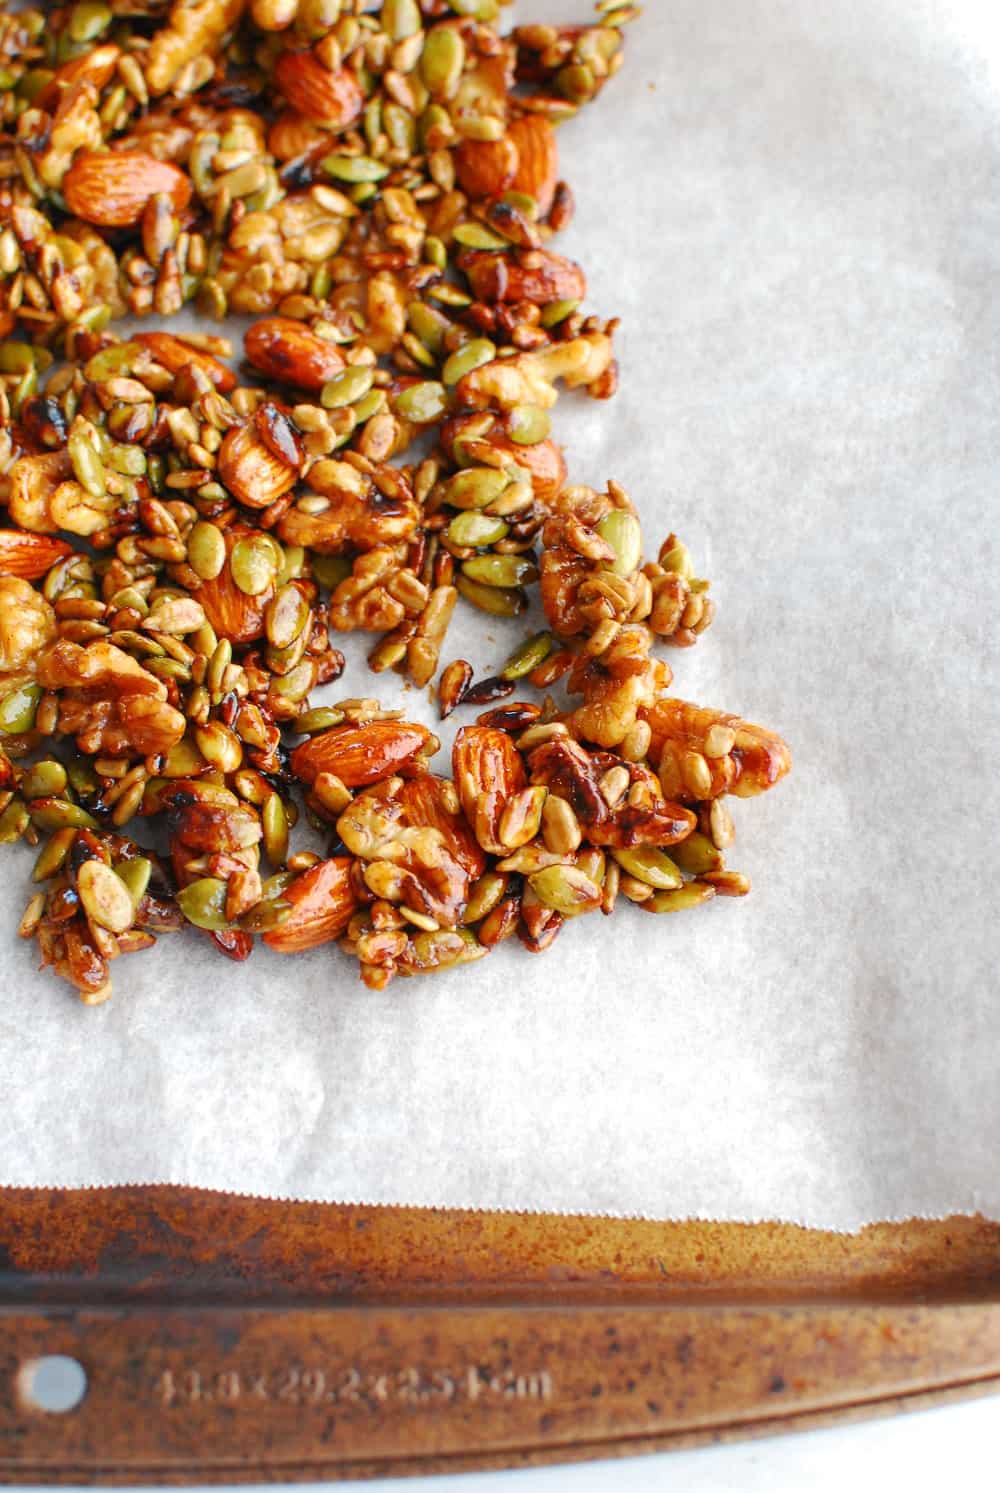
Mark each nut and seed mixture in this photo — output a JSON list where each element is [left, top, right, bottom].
[[0, 0, 791, 1002]]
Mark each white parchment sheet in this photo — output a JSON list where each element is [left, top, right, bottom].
[[2, 0, 998, 1228]]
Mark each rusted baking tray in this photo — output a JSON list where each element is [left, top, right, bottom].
[[0, 1190, 999, 1482]]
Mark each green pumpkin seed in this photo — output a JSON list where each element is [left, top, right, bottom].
[[0, 682, 42, 734], [177, 877, 231, 931], [597, 509, 642, 577], [0, 342, 36, 374], [670, 831, 724, 876], [294, 706, 346, 735], [69, 0, 112, 43], [423, 234, 447, 271], [539, 297, 580, 328], [115, 856, 152, 908], [420, 25, 465, 96], [269, 659, 314, 703], [444, 467, 509, 510], [276, 543, 306, 586], [32, 827, 76, 882], [310, 553, 353, 590], [460, 871, 508, 925], [65, 757, 99, 797], [558, 61, 597, 102], [68, 423, 106, 499], [456, 575, 527, 617], [194, 722, 243, 774], [187, 521, 227, 581], [611, 846, 683, 891], [240, 899, 292, 933], [266, 584, 310, 650], [383, 101, 417, 154], [394, 380, 447, 423], [528, 865, 602, 916], [446, 511, 509, 547], [449, 0, 499, 16], [452, 222, 509, 251], [77, 858, 134, 934], [659, 538, 693, 577], [207, 638, 233, 697], [645, 883, 716, 914], [506, 404, 551, 445], [262, 792, 289, 867], [231, 535, 278, 596], [461, 553, 538, 588], [322, 153, 389, 183], [0, 800, 29, 843], [500, 630, 553, 680], [28, 798, 99, 832], [321, 365, 375, 408], [352, 388, 386, 424], [442, 337, 496, 386], [20, 760, 68, 801], [408, 300, 451, 354]]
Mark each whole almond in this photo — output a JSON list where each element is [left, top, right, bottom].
[[244, 318, 346, 391], [291, 720, 432, 789], [0, 530, 73, 581], [274, 50, 365, 127], [63, 151, 192, 229], [263, 856, 358, 953], [133, 332, 236, 393], [197, 527, 275, 645], [508, 116, 559, 215], [452, 725, 527, 854], [459, 248, 585, 306], [454, 133, 520, 200], [217, 421, 298, 510]]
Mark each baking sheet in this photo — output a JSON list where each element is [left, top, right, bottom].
[[2, 0, 998, 1230]]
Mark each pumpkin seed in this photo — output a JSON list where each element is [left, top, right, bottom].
[[539, 298, 580, 328], [611, 846, 683, 890], [461, 871, 508, 925], [507, 404, 551, 445], [241, 899, 292, 933], [394, 380, 448, 423], [645, 883, 716, 914], [452, 222, 509, 251], [28, 798, 98, 832], [461, 553, 538, 588], [262, 792, 289, 867], [32, 827, 76, 882], [68, 1, 112, 43], [456, 575, 527, 616], [446, 511, 509, 547], [442, 338, 496, 386], [266, 584, 310, 650], [500, 630, 553, 680], [444, 467, 509, 510], [528, 865, 602, 916], [310, 553, 353, 590], [321, 365, 375, 408], [231, 535, 278, 596], [0, 800, 29, 843], [194, 721, 243, 774], [423, 234, 447, 270], [0, 682, 42, 734], [77, 859, 134, 934], [18, 892, 46, 939], [115, 856, 152, 908], [187, 520, 227, 581], [322, 153, 390, 183], [68, 423, 106, 499], [597, 509, 642, 577], [408, 300, 451, 354], [20, 760, 68, 800], [670, 831, 724, 876], [177, 877, 231, 930], [420, 25, 465, 96], [295, 706, 346, 735]]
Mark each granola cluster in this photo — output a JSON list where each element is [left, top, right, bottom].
[[0, 0, 791, 1003]]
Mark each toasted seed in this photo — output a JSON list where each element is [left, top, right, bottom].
[[541, 794, 582, 856], [599, 764, 630, 807], [321, 365, 376, 408], [681, 749, 713, 799], [115, 857, 152, 907], [456, 575, 527, 616], [499, 785, 547, 849], [68, 423, 106, 499], [671, 831, 724, 876], [597, 509, 641, 577], [461, 870, 508, 925], [312, 771, 352, 816], [420, 25, 465, 95], [453, 222, 509, 250], [28, 798, 99, 832], [32, 827, 76, 882], [177, 877, 231, 930], [619, 719, 652, 762], [507, 404, 552, 445], [611, 846, 683, 890], [704, 724, 736, 758], [444, 467, 510, 510], [262, 792, 289, 867], [266, 583, 310, 649], [322, 153, 389, 183], [500, 630, 554, 681], [18, 891, 46, 939], [394, 380, 448, 423], [295, 706, 346, 736], [187, 521, 227, 581], [0, 801, 30, 843], [708, 797, 736, 850], [231, 535, 279, 596], [700, 870, 751, 897], [194, 721, 243, 774], [461, 553, 538, 588], [438, 658, 473, 717], [20, 759, 68, 800], [442, 338, 496, 386], [446, 511, 509, 547], [0, 682, 42, 734], [645, 883, 716, 914], [78, 859, 135, 934], [539, 297, 580, 327], [528, 864, 602, 917], [575, 848, 606, 886]]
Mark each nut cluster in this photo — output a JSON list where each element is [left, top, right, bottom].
[[0, 0, 790, 1004]]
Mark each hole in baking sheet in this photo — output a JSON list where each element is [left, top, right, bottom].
[[17, 1355, 87, 1413]]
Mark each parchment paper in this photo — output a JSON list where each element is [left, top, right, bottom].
[[2, 0, 998, 1229]]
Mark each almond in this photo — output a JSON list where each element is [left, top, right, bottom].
[[508, 116, 559, 216], [133, 332, 237, 394], [63, 151, 193, 229], [244, 317, 346, 391], [37, 43, 121, 110], [0, 530, 73, 580], [274, 50, 365, 127], [454, 133, 520, 200], [291, 720, 432, 789], [263, 856, 358, 954], [452, 725, 527, 854], [196, 527, 275, 645], [267, 111, 330, 162], [217, 420, 298, 510], [396, 773, 486, 881], [459, 248, 585, 306]]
